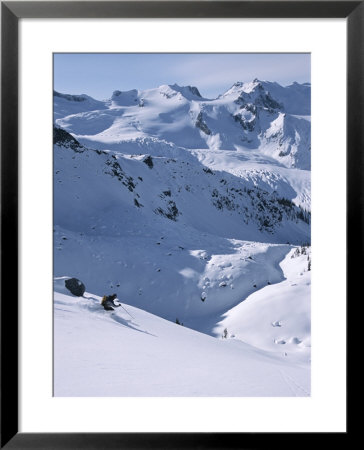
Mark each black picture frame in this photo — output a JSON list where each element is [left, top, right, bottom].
[[1, 1, 358, 448]]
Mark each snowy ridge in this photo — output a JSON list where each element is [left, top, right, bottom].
[[54, 90, 107, 120]]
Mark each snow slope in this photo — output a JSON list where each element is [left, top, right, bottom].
[[54, 127, 310, 326], [212, 247, 311, 364], [54, 278, 310, 397]]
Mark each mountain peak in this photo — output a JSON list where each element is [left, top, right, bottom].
[[112, 89, 138, 98], [111, 89, 139, 105], [54, 90, 90, 102], [222, 79, 263, 98], [168, 84, 203, 99]]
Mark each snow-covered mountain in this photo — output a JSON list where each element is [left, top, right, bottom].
[[55, 79, 311, 170], [54, 79, 311, 396]]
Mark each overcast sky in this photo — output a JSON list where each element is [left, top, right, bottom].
[[54, 53, 310, 100]]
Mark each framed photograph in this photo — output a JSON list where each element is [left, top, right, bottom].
[[2, 1, 358, 448]]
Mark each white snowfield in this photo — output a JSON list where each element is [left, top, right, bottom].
[[213, 248, 311, 363], [54, 247, 310, 397], [54, 79, 311, 396]]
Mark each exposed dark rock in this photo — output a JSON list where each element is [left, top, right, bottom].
[[53, 126, 84, 152], [54, 91, 86, 102], [105, 159, 136, 192], [143, 155, 154, 168], [188, 86, 202, 97], [195, 112, 211, 135], [65, 278, 86, 297], [233, 113, 256, 132], [155, 200, 180, 221], [210, 183, 310, 231]]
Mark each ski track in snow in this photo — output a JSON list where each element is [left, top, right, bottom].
[[279, 370, 310, 397]]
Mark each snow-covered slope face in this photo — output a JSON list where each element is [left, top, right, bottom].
[[54, 90, 108, 121], [221, 79, 310, 114], [210, 247, 311, 363], [54, 125, 310, 326], [54, 280, 310, 396], [54, 80, 310, 170]]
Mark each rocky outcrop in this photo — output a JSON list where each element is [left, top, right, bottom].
[[64, 278, 86, 297]]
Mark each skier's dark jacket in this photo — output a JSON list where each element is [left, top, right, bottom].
[[101, 294, 120, 311]]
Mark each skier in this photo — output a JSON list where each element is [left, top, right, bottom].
[[101, 293, 121, 311]]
